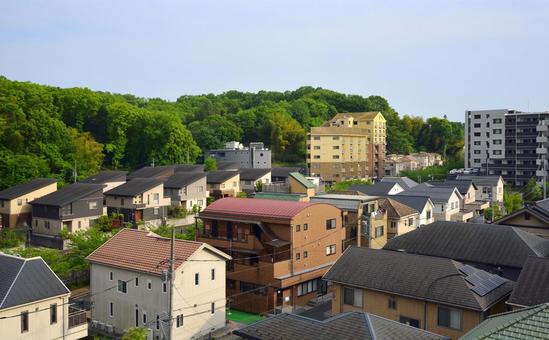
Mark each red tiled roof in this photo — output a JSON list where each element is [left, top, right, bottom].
[[86, 229, 204, 276], [201, 197, 316, 220]]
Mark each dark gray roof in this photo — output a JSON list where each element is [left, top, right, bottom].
[[174, 164, 204, 173], [0, 254, 69, 309], [271, 167, 303, 179], [390, 195, 432, 213], [216, 161, 241, 171], [0, 178, 57, 200], [380, 176, 418, 190], [127, 166, 174, 180], [163, 172, 206, 189], [80, 170, 127, 184], [30, 183, 104, 207], [427, 180, 476, 195], [349, 182, 399, 196], [535, 198, 549, 213], [384, 221, 549, 268], [233, 311, 448, 340], [456, 175, 503, 187], [508, 257, 549, 307], [323, 247, 513, 312], [398, 183, 460, 203], [104, 178, 163, 197], [207, 170, 239, 184], [239, 168, 271, 181]]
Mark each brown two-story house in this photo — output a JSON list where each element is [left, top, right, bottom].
[[197, 197, 345, 314]]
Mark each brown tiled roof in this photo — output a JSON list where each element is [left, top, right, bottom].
[[200, 197, 316, 220], [86, 229, 205, 275], [379, 198, 418, 217]]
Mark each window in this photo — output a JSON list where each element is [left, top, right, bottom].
[[118, 280, 127, 293], [156, 314, 160, 330], [89, 201, 97, 210], [17, 199, 23, 206], [147, 280, 152, 290], [408, 218, 413, 226], [233, 181, 237, 187], [313, 136, 320, 140], [326, 219, 336, 230], [154, 207, 159, 215], [493, 118, 502, 124], [163, 282, 167, 293], [153, 193, 159, 203], [333, 145, 339, 149], [390, 221, 397, 229], [142, 311, 147, 325], [135, 307, 139, 327], [78, 221, 81, 229], [313, 155, 320, 159], [388, 296, 397, 310], [296, 252, 301, 260], [474, 150, 480, 154], [296, 225, 300, 232], [303, 223, 308, 231], [297, 279, 319, 296], [211, 302, 215, 314], [109, 272, 113, 281], [473, 123, 481, 128], [109, 302, 114, 317], [525, 212, 531, 220], [400, 316, 420, 328], [438, 307, 462, 330], [332, 155, 340, 159], [493, 150, 502, 155], [176, 314, 184, 327], [198, 186, 204, 192], [375, 225, 384, 238], [198, 199, 204, 207], [332, 136, 340, 140], [314, 146, 321, 150], [21, 311, 29, 333], [494, 139, 502, 145], [135, 277, 139, 286], [474, 159, 481, 163], [50, 304, 57, 324], [121, 198, 125, 206], [211, 269, 215, 280], [304, 251, 308, 258], [227, 279, 236, 289], [474, 132, 481, 137], [343, 287, 363, 307], [195, 273, 199, 285], [473, 141, 481, 145], [493, 129, 502, 134], [326, 244, 336, 256]]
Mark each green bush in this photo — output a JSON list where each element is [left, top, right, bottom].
[[0, 229, 25, 249]]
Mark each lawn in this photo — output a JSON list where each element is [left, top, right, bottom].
[[226, 309, 264, 325]]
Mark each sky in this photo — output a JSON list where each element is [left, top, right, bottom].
[[1, 0, 548, 122]]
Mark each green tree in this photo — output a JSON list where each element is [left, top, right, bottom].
[[188, 115, 242, 150], [504, 191, 523, 214], [523, 177, 542, 202], [122, 327, 149, 340], [204, 157, 217, 171], [328, 179, 372, 192]]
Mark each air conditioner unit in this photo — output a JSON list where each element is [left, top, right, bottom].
[[105, 324, 114, 333], [97, 321, 105, 331]]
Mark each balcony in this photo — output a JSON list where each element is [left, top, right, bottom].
[[196, 229, 249, 243], [537, 170, 547, 177], [538, 122, 548, 132], [537, 158, 548, 166], [537, 136, 548, 143], [69, 306, 87, 329], [537, 148, 548, 154]]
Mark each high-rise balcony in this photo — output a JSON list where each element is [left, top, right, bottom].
[[536, 170, 547, 177], [537, 122, 548, 132], [537, 148, 548, 154]]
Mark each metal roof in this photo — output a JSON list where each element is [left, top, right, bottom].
[[80, 171, 127, 184], [206, 170, 239, 184], [289, 172, 316, 189], [30, 182, 104, 207], [0, 178, 57, 200], [163, 172, 206, 189], [239, 168, 271, 181], [200, 197, 317, 220], [104, 178, 163, 197]]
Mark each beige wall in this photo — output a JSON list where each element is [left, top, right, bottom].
[[0, 294, 87, 340], [207, 174, 241, 194], [388, 214, 419, 238], [106, 183, 170, 209], [102, 181, 125, 193], [240, 173, 271, 192], [90, 248, 226, 339], [332, 284, 486, 339], [0, 183, 58, 227]]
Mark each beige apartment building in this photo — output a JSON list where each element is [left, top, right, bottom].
[[307, 112, 386, 182]]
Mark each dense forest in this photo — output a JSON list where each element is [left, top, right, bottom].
[[0, 76, 464, 189]]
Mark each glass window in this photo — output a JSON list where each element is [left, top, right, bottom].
[[304, 251, 308, 258], [195, 273, 199, 285], [147, 280, 152, 290], [109, 302, 114, 317], [50, 304, 57, 324], [109, 271, 113, 281], [296, 225, 300, 232], [375, 225, 384, 238], [343, 287, 363, 307], [89, 201, 97, 210], [303, 223, 308, 231], [176, 314, 184, 327], [326, 244, 336, 255], [17, 199, 23, 206], [326, 219, 336, 230], [211, 268, 215, 280], [153, 193, 160, 203], [388, 296, 397, 310], [211, 302, 215, 314], [21, 311, 29, 332], [296, 252, 301, 260], [118, 280, 127, 293], [438, 307, 462, 330], [400, 316, 420, 328]]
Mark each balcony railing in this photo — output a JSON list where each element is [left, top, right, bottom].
[[68, 306, 87, 329], [196, 229, 249, 243]]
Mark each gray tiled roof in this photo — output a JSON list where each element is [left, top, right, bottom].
[[0, 253, 69, 309], [399, 183, 461, 203], [127, 166, 174, 180], [206, 170, 239, 184], [379, 198, 418, 217], [535, 198, 549, 214], [80, 170, 127, 184], [271, 167, 303, 179], [30, 182, 104, 207], [174, 164, 204, 173], [163, 172, 206, 189], [456, 175, 503, 187], [233, 311, 448, 340], [323, 247, 513, 312], [427, 180, 476, 196], [384, 221, 549, 268], [461, 303, 549, 339], [390, 195, 432, 213], [507, 257, 549, 307], [380, 176, 418, 190], [104, 178, 163, 197], [349, 182, 399, 196], [217, 161, 241, 171], [0, 178, 57, 200], [239, 168, 271, 181]]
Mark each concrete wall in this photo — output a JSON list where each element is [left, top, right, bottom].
[[0, 294, 87, 340]]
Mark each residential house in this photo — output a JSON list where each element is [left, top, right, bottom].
[[384, 155, 418, 176], [0, 253, 87, 340], [494, 198, 549, 238], [506, 257, 549, 309], [163, 172, 208, 211], [271, 167, 303, 183], [461, 303, 549, 340], [323, 247, 513, 339], [307, 112, 387, 181], [378, 198, 419, 239], [0, 178, 57, 229], [30, 183, 105, 249], [87, 229, 231, 340], [208, 141, 271, 169], [262, 172, 318, 201], [197, 198, 345, 314], [398, 184, 463, 221], [349, 182, 405, 196], [427, 180, 489, 220], [206, 171, 240, 199], [380, 176, 418, 190], [411, 152, 443, 168], [389, 195, 435, 227], [239, 168, 271, 194], [104, 178, 170, 226], [310, 194, 387, 249], [233, 311, 448, 340], [454, 175, 504, 204], [127, 166, 176, 181], [80, 171, 127, 192], [383, 221, 549, 280], [217, 161, 242, 171]]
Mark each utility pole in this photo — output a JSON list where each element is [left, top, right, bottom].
[[73, 160, 77, 183], [168, 226, 175, 340]]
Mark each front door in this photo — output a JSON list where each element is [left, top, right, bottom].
[[135, 210, 142, 223]]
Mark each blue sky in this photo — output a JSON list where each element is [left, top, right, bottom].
[[1, 0, 548, 121]]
